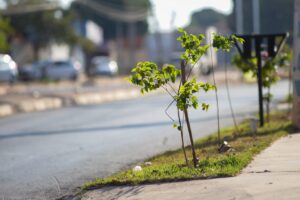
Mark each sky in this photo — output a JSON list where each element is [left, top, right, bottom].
[[150, 0, 233, 32], [61, 0, 233, 32]]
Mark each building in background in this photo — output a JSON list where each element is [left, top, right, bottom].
[[232, 0, 294, 37], [293, 0, 300, 128]]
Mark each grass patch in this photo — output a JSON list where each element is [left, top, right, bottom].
[[83, 112, 293, 190]]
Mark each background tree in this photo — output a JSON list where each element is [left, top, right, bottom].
[[0, 18, 14, 53], [232, 45, 292, 122], [189, 9, 228, 30], [3, 0, 95, 59], [129, 28, 241, 168]]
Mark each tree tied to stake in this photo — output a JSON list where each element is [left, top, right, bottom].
[[129, 28, 242, 168], [233, 46, 292, 122]]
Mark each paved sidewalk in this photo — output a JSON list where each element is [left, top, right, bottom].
[[82, 133, 300, 200]]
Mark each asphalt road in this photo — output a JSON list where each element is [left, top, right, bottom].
[[0, 81, 289, 199]]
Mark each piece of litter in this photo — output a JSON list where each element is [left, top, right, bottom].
[[133, 166, 142, 172]]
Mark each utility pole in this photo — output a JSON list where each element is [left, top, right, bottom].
[[152, 14, 164, 65], [116, 21, 123, 73], [128, 22, 136, 69], [235, 0, 243, 34], [252, 0, 260, 33], [292, 0, 300, 128], [170, 11, 176, 64]]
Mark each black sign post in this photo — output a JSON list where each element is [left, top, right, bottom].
[[234, 33, 289, 127], [255, 37, 264, 127]]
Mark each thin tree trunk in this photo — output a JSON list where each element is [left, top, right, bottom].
[[177, 108, 189, 167], [181, 60, 198, 168], [183, 109, 198, 167], [288, 62, 292, 114], [266, 100, 270, 123], [267, 87, 270, 123]]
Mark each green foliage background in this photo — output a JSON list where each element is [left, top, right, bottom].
[[0, 18, 13, 53]]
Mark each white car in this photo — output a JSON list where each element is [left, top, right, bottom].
[[91, 56, 118, 76], [0, 54, 18, 83], [46, 60, 81, 81]]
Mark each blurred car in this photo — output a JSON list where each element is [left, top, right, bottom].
[[19, 60, 51, 81], [0, 54, 18, 83], [90, 56, 118, 76], [45, 60, 81, 81]]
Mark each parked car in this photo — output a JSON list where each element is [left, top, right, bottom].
[[90, 56, 118, 76], [45, 60, 81, 81], [0, 54, 18, 83], [19, 60, 51, 81]]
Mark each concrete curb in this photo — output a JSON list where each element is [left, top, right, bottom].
[[73, 89, 140, 105], [17, 98, 63, 113], [0, 104, 15, 117], [0, 89, 141, 118]]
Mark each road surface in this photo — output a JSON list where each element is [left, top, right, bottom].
[[0, 81, 288, 199]]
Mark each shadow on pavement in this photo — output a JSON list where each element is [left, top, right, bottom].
[[0, 112, 249, 141]]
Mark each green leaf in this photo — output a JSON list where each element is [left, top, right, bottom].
[[178, 27, 184, 33], [202, 103, 210, 111], [128, 29, 237, 129], [177, 126, 182, 131]]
